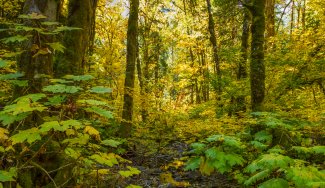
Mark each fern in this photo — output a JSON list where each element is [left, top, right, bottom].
[[286, 166, 325, 188], [258, 178, 289, 188], [244, 169, 271, 186], [246, 153, 293, 173], [254, 130, 272, 143]]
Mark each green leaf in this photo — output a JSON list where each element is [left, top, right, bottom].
[[11, 128, 41, 145], [42, 84, 82, 93], [0, 167, 17, 182], [246, 153, 293, 173], [77, 99, 108, 106], [3, 101, 46, 115], [45, 95, 66, 106], [185, 157, 202, 171], [85, 106, 113, 119], [0, 112, 30, 126], [223, 136, 244, 149], [14, 93, 46, 103], [119, 166, 141, 178], [251, 141, 268, 150], [0, 72, 24, 80], [53, 26, 81, 33], [268, 145, 285, 154], [254, 131, 272, 143], [9, 80, 28, 87], [189, 142, 206, 154], [126, 185, 142, 188], [244, 169, 271, 186], [62, 133, 89, 146], [15, 25, 41, 32], [292, 146, 311, 154], [90, 153, 118, 167], [1, 35, 31, 43], [50, 79, 73, 84], [64, 148, 81, 159], [19, 13, 47, 19], [259, 178, 289, 188], [205, 147, 219, 159], [0, 59, 10, 68], [46, 42, 65, 53], [225, 153, 245, 166], [206, 134, 223, 142], [89, 86, 112, 94], [39, 121, 63, 133], [311, 146, 325, 155], [61, 120, 83, 129], [286, 166, 325, 187], [41, 21, 60, 26], [102, 139, 122, 148], [63, 74, 94, 81]]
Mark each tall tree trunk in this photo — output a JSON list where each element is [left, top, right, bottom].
[[290, 0, 295, 36], [120, 0, 139, 138], [235, 7, 250, 113], [265, 0, 275, 50], [250, 0, 266, 111], [54, 0, 98, 76], [18, 0, 59, 94], [265, 0, 275, 38], [206, 0, 221, 97], [301, 0, 306, 31]]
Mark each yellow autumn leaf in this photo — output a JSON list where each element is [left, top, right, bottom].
[[0, 128, 9, 140], [84, 126, 100, 140]]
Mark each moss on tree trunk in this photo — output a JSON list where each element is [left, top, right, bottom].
[[250, 0, 266, 111], [120, 0, 139, 138], [54, 0, 97, 76]]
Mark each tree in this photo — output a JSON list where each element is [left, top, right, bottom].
[[265, 0, 275, 38], [18, 0, 60, 94], [55, 0, 98, 76], [120, 0, 140, 138], [235, 5, 250, 113], [248, 0, 266, 111], [206, 0, 221, 97]]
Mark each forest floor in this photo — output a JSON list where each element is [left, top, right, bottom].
[[114, 109, 245, 188]]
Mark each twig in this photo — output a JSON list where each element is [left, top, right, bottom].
[[276, 0, 293, 32], [48, 163, 74, 174], [30, 161, 58, 188]]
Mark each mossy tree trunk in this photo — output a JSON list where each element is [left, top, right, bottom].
[[235, 7, 251, 113], [265, 0, 275, 50], [18, 0, 60, 94], [206, 0, 221, 97], [55, 0, 98, 76], [120, 0, 139, 138], [249, 0, 266, 111], [265, 0, 275, 38]]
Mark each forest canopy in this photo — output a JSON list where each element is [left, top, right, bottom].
[[0, 0, 324, 187]]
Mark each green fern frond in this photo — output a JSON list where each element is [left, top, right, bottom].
[[267, 145, 286, 154], [258, 178, 289, 188], [244, 169, 271, 186], [286, 166, 325, 188], [254, 130, 272, 143], [311, 146, 325, 155], [246, 153, 293, 173]]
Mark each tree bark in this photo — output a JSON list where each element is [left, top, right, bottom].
[[250, 0, 266, 111], [18, 0, 59, 94], [54, 0, 98, 76], [120, 0, 139, 138], [235, 7, 250, 113], [265, 0, 275, 38], [206, 0, 221, 96]]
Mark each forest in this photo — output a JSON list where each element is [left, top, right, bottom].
[[0, 0, 324, 187]]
